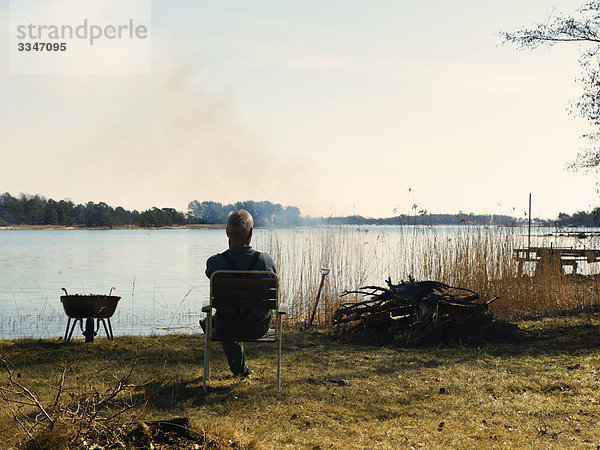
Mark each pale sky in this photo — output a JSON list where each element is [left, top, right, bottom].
[[1, 0, 599, 219]]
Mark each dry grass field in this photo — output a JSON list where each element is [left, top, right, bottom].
[[1, 312, 600, 448]]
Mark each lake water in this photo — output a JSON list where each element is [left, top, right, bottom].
[[0, 228, 228, 339], [1, 226, 599, 339]]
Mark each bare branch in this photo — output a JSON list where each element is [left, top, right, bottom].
[[503, 3, 600, 172], [0, 388, 35, 442], [50, 363, 72, 416], [1, 358, 54, 427]]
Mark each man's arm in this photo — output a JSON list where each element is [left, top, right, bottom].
[[262, 253, 277, 274], [205, 254, 218, 278]]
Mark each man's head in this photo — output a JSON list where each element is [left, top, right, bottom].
[[226, 209, 253, 246]]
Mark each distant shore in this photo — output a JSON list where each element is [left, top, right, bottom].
[[0, 224, 226, 231]]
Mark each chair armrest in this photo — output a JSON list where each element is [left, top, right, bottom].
[[277, 303, 288, 315], [202, 305, 212, 313]]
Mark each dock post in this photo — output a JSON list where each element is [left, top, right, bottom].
[[527, 193, 532, 259]]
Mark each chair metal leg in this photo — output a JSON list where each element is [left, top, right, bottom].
[[277, 343, 281, 391], [203, 311, 212, 392], [277, 314, 282, 391], [203, 332, 210, 392]]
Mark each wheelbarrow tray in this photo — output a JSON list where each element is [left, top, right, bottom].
[[60, 295, 121, 319]]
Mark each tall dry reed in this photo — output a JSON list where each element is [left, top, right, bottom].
[[256, 225, 600, 328]]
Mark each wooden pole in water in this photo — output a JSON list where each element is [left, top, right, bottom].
[[528, 193, 532, 256]]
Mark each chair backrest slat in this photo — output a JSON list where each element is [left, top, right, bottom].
[[210, 270, 278, 311]]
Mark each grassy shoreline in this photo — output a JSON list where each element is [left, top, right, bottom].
[[1, 313, 600, 448]]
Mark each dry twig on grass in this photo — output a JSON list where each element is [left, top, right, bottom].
[[0, 356, 169, 448]]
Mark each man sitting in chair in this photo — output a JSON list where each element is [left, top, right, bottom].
[[205, 209, 277, 377]]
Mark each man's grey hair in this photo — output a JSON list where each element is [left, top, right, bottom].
[[226, 209, 254, 241]]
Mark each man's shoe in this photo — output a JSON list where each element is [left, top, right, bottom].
[[232, 368, 252, 378]]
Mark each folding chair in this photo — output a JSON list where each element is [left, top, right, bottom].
[[202, 270, 286, 392]]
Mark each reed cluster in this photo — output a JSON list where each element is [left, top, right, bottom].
[[257, 225, 600, 328]]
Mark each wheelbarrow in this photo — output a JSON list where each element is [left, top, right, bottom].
[[60, 288, 120, 342]]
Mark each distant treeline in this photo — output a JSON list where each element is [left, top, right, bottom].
[[555, 208, 600, 227], [187, 200, 301, 226], [188, 201, 524, 226], [3, 191, 596, 228], [0, 194, 299, 228], [0, 193, 186, 228], [318, 213, 519, 226]]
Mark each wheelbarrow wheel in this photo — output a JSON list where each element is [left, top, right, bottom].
[[83, 318, 96, 343]]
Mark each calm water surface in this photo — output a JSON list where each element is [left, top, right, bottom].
[[1, 226, 598, 339], [0, 229, 230, 339]]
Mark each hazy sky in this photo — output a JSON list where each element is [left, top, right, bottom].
[[1, 0, 599, 219]]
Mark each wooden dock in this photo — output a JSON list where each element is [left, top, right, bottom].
[[513, 247, 600, 276]]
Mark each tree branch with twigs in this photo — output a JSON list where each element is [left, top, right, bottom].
[[502, 2, 600, 174]]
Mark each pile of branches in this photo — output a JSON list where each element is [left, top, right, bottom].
[[334, 277, 525, 346]]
